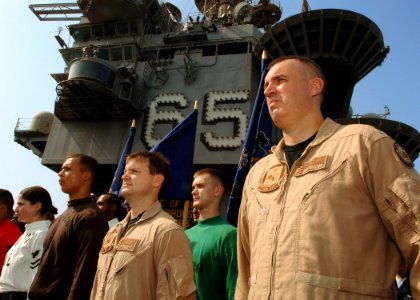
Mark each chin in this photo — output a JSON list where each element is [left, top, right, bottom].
[[120, 189, 130, 198]]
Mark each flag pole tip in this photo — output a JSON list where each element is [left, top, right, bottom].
[[194, 100, 199, 110], [262, 50, 267, 60], [131, 119, 136, 127]]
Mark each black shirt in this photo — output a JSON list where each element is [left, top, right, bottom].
[[29, 197, 108, 300], [284, 133, 316, 169]]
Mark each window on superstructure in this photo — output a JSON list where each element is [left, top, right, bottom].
[[130, 21, 138, 34], [98, 48, 109, 60], [92, 25, 104, 39], [218, 42, 249, 55], [124, 47, 133, 60], [117, 22, 129, 35], [73, 26, 90, 42], [111, 48, 123, 61], [104, 23, 115, 37]]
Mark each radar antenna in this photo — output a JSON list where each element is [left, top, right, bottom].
[[302, 0, 310, 12], [56, 26, 63, 36], [353, 105, 391, 119], [383, 105, 390, 119], [54, 26, 68, 48]]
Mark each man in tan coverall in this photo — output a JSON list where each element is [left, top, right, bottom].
[[235, 56, 420, 299], [90, 152, 196, 300]]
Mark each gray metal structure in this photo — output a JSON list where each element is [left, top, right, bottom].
[[15, 0, 420, 198]]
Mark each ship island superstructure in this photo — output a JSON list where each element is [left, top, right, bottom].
[[14, 0, 420, 225]]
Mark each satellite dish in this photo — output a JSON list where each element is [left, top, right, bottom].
[[161, 2, 182, 22]]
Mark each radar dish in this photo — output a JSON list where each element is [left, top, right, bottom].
[[161, 2, 182, 23], [233, 1, 253, 24], [251, 2, 281, 28], [195, 0, 242, 18], [161, 2, 183, 31], [218, 1, 234, 20]]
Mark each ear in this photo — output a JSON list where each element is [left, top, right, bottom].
[[213, 185, 223, 198], [153, 174, 165, 188], [309, 77, 324, 98], [33, 202, 42, 214], [82, 171, 92, 183]]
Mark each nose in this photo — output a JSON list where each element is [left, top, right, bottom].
[[264, 82, 274, 97], [191, 186, 197, 196], [122, 171, 128, 181]]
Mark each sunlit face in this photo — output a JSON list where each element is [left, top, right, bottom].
[[263, 59, 315, 130], [121, 159, 157, 200], [191, 173, 217, 210], [58, 157, 86, 195], [14, 196, 39, 224]]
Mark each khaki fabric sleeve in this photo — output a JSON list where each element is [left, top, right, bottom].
[[156, 229, 197, 300], [235, 176, 251, 300], [368, 137, 420, 299]]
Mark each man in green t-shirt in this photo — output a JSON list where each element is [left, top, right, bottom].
[[186, 168, 238, 300]]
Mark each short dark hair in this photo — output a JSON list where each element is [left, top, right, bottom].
[[126, 152, 171, 189], [67, 154, 98, 179], [268, 55, 325, 96], [194, 168, 229, 198], [19, 186, 58, 216], [0, 189, 14, 217]]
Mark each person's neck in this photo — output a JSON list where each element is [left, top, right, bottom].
[[29, 215, 49, 223], [127, 196, 157, 219], [68, 192, 91, 201], [198, 208, 220, 221], [283, 115, 324, 146]]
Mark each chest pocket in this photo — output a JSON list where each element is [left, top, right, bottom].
[[297, 154, 349, 182], [112, 239, 152, 274], [294, 154, 350, 211]]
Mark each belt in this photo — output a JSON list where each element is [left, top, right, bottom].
[[0, 292, 27, 300]]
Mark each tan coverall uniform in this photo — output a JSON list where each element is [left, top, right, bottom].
[[236, 118, 420, 299], [90, 201, 196, 300]]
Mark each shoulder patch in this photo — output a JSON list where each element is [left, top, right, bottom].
[[394, 143, 414, 168]]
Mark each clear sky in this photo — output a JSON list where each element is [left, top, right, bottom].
[[1, 0, 419, 214]]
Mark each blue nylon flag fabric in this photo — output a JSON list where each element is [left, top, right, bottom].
[[151, 108, 198, 200], [226, 56, 272, 226], [110, 121, 136, 197]]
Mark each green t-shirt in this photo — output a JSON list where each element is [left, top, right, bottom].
[[186, 216, 238, 300]]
